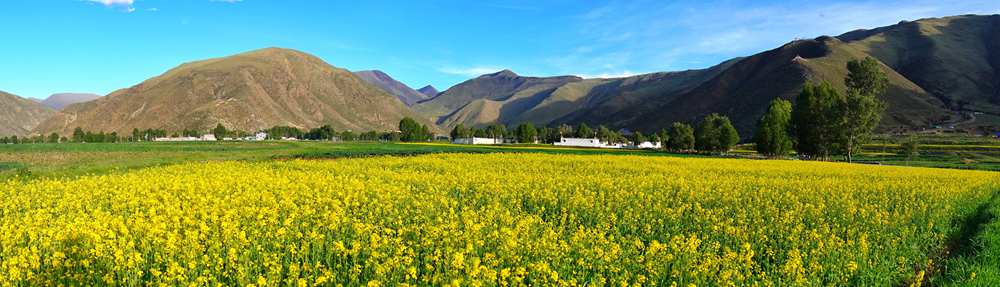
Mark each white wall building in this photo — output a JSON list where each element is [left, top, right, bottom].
[[553, 138, 623, 149], [452, 137, 502, 145], [633, 141, 662, 149]]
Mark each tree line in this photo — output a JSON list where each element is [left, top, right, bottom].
[[753, 57, 887, 162]]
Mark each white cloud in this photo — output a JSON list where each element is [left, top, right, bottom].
[[560, 0, 1000, 75], [438, 67, 506, 77], [89, 0, 133, 6], [577, 71, 645, 79]]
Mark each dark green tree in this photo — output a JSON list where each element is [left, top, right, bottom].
[[213, 124, 228, 141], [695, 113, 739, 152], [840, 57, 888, 162], [72, 127, 86, 143], [754, 99, 794, 157], [48, 133, 60, 143], [513, 123, 537, 143], [576, 123, 594, 138], [450, 124, 471, 140], [792, 82, 843, 160], [667, 122, 695, 151], [398, 117, 426, 142]]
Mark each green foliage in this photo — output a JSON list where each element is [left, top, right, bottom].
[[792, 82, 843, 160], [485, 124, 507, 140], [212, 124, 228, 141], [266, 126, 304, 140], [900, 136, 920, 159], [576, 123, 594, 138], [513, 123, 537, 143], [841, 57, 888, 162], [667, 122, 695, 151], [398, 117, 431, 142], [450, 124, 472, 140], [695, 113, 739, 152], [304, 125, 337, 141], [754, 99, 794, 157]]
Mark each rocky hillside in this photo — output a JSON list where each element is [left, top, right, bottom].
[[354, 70, 429, 106], [40, 93, 101, 110], [420, 15, 999, 136], [0, 91, 57, 136]]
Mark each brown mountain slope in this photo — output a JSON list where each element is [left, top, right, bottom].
[[354, 70, 428, 106], [35, 48, 431, 135], [0, 91, 57, 136], [839, 15, 1000, 113], [425, 15, 1000, 136], [414, 70, 583, 123], [40, 93, 101, 110], [621, 36, 952, 134]]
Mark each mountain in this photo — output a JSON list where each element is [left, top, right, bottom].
[[40, 93, 101, 110], [0, 91, 57, 136], [420, 15, 999, 136], [35, 48, 433, 135], [417, 85, 439, 97], [354, 70, 429, 106], [414, 70, 584, 126]]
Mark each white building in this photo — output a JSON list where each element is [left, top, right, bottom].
[[452, 137, 502, 145], [633, 141, 662, 149], [553, 138, 623, 149]]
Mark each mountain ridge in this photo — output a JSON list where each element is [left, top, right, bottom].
[[34, 47, 435, 135]]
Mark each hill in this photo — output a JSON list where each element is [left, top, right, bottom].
[[34, 48, 432, 135], [417, 85, 439, 97], [40, 93, 101, 110], [354, 70, 429, 106], [0, 91, 57, 136], [421, 15, 999, 136]]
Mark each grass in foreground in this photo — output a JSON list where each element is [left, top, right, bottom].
[[0, 141, 665, 181], [941, 193, 1000, 286], [1, 153, 996, 285]]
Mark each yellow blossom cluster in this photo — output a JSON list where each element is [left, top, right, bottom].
[[1, 153, 997, 286]]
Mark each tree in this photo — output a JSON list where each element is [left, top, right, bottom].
[[754, 99, 794, 157], [485, 124, 507, 142], [840, 57, 888, 162], [792, 82, 843, 160], [900, 136, 919, 160], [451, 124, 471, 140], [695, 113, 739, 153], [213, 124, 228, 141], [667, 122, 695, 151], [657, 128, 670, 149], [132, 128, 141, 142], [48, 133, 60, 143], [399, 117, 426, 142], [72, 127, 86, 143], [576, 123, 594, 138], [513, 123, 537, 143], [596, 125, 615, 143], [631, 131, 648, 145]]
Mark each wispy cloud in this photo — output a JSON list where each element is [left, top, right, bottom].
[[577, 71, 646, 79], [554, 0, 1000, 76], [88, 0, 134, 12], [438, 66, 506, 77]]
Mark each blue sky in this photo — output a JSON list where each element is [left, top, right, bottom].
[[2, 0, 999, 99]]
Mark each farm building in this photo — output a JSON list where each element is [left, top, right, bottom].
[[452, 137, 502, 145], [554, 138, 623, 149], [633, 141, 662, 149]]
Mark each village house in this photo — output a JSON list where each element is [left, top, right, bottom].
[[553, 138, 623, 149]]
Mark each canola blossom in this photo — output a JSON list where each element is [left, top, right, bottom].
[[1, 153, 998, 286]]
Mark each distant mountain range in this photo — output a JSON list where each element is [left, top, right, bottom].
[[353, 70, 429, 106], [417, 85, 439, 97], [0, 91, 56, 136], [39, 93, 101, 110], [34, 48, 433, 135], [420, 15, 999, 136], [3, 14, 999, 137]]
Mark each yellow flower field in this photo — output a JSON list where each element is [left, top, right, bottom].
[[1, 153, 997, 286]]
